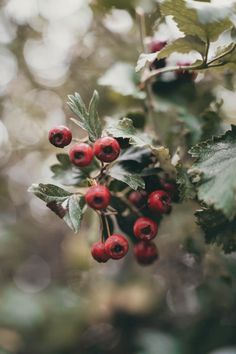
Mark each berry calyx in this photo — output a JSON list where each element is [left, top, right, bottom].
[[94, 137, 120, 163], [134, 241, 158, 265], [133, 217, 158, 241], [104, 234, 129, 260], [91, 241, 110, 263], [148, 190, 171, 214], [128, 190, 147, 209], [85, 185, 111, 210], [69, 143, 93, 167], [48, 125, 72, 148]]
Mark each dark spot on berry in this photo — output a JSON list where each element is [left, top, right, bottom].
[[114, 244, 123, 253], [94, 196, 103, 205], [74, 151, 84, 160], [103, 145, 113, 154], [53, 133, 63, 142], [141, 225, 151, 235]]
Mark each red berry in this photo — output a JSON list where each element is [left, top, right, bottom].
[[148, 190, 171, 214], [134, 241, 158, 265], [104, 234, 129, 260], [91, 242, 110, 263], [128, 190, 147, 209], [49, 125, 72, 148], [149, 40, 167, 53], [160, 179, 179, 201], [94, 137, 120, 163], [176, 62, 197, 81], [85, 185, 111, 210], [133, 217, 158, 241], [69, 143, 93, 167]]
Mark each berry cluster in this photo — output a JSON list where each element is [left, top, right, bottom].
[[48, 125, 178, 266]]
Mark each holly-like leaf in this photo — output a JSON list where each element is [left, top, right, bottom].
[[160, 0, 232, 42], [28, 183, 85, 233], [51, 154, 97, 187], [67, 90, 102, 142], [98, 62, 145, 99], [196, 207, 236, 253], [108, 164, 145, 190], [136, 52, 158, 72], [158, 36, 206, 59], [189, 126, 236, 220], [176, 164, 196, 200]]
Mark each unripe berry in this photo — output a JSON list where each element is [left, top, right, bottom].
[[148, 190, 171, 214], [133, 217, 158, 241], [94, 137, 120, 163], [85, 185, 111, 210], [128, 190, 147, 209], [134, 241, 158, 265], [69, 143, 93, 167], [104, 234, 129, 260], [49, 125, 72, 148], [91, 242, 110, 263]]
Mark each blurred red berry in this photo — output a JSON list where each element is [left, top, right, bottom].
[[148, 190, 171, 214], [134, 241, 158, 265], [49, 125, 72, 148]]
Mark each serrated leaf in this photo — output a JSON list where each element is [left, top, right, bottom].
[[51, 154, 97, 187], [105, 117, 176, 177], [158, 36, 206, 59], [67, 91, 102, 142], [98, 62, 145, 99], [136, 52, 158, 72], [160, 0, 232, 42], [196, 207, 236, 253], [189, 126, 236, 220], [28, 183, 72, 203], [28, 183, 85, 233], [176, 164, 196, 200], [108, 165, 145, 190]]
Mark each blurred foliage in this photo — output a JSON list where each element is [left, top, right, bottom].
[[1, 1, 236, 354]]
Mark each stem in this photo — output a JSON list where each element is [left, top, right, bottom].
[[136, 7, 157, 134], [207, 43, 236, 66], [115, 191, 142, 217], [102, 213, 111, 237]]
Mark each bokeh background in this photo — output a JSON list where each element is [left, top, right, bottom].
[[1, 1, 236, 354]]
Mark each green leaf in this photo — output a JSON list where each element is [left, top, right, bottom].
[[108, 165, 145, 190], [160, 0, 232, 42], [177, 108, 203, 146], [176, 164, 196, 200], [189, 126, 236, 220], [28, 183, 72, 203], [105, 117, 176, 178], [98, 62, 145, 99], [67, 90, 102, 142], [28, 183, 85, 233], [51, 154, 97, 187], [136, 52, 158, 72], [158, 36, 206, 59], [200, 102, 224, 140], [196, 207, 236, 253]]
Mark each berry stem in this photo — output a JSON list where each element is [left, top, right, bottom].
[[102, 213, 111, 237], [115, 191, 142, 217]]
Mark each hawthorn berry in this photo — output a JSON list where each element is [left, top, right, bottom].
[[48, 125, 72, 148], [69, 143, 93, 167], [94, 137, 120, 163], [134, 241, 158, 265], [176, 62, 197, 81], [133, 217, 158, 241], [149, 40, 167, 70], [91, 241, 110, 263], [104, 234, 129, 260], [85, 185, 111, 210], [128, 190, 147, 209], [148, 190, 171, 214], [160, 178, 179, 202]]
